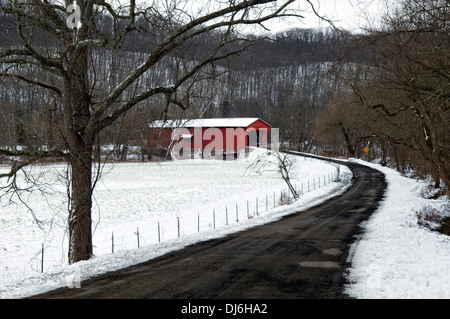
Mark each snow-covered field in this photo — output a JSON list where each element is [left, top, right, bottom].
[[0, 149, 343, 298], [1, 151, 449, 299]]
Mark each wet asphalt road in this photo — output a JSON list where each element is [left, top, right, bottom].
[[30, 157, 386, 299]]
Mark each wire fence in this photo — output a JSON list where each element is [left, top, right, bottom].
[[1, 157, 341, 283]]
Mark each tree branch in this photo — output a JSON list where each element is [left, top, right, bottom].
[[0, 72, 62, 96]]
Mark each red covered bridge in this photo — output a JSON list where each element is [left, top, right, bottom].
[[148, 118, 270, 158]]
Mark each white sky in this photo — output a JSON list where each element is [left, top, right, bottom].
[[262, 0, 396, 33], [135, 0, 397, 34]]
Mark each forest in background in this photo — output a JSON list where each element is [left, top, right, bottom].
[[0, 0, 448, 196]]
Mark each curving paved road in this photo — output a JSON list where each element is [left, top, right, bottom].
[[30, 157, 386, 299]]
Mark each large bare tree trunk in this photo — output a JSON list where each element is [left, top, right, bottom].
[[65, 21, 94, 263], [68, 150, 93, 264]]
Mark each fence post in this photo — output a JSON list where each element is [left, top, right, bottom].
[[247, 200, 249, 219], [111, 232, 114, 254], [137, 227, 140, 248], [256, 197, 259, 216], [213, 210, 216, 229], [236, 203, 239, 222], [226, 205, 228, 225], [158, 222, 161, 243], [41, 243, 44, 273]]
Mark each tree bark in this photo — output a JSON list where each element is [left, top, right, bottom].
[[65, 66, 95, 264], [68, 150, 93, 264], [64, 16, 94, 263]]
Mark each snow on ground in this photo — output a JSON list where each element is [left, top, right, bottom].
[[345, 158, 450, 299], [1, 150, 448, 299], [0, 149, 346, 298]]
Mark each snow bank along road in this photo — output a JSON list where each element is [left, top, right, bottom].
[[30, 157, 387, 298]]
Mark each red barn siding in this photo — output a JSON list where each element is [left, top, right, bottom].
[[148, 118, 270, 153]]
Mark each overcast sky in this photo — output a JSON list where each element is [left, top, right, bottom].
[[261, 0, 396, 33], [132, 0, 397, 34]]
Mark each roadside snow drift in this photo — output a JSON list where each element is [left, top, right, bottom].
[[345, 159, 450, 299]]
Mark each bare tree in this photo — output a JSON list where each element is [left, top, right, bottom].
[[0, 0, 304, 264], [275, 149, 299, 200], [247, 148, 299, 200]]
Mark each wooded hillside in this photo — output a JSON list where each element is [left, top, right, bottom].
[[1, 0, 448, 195]]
